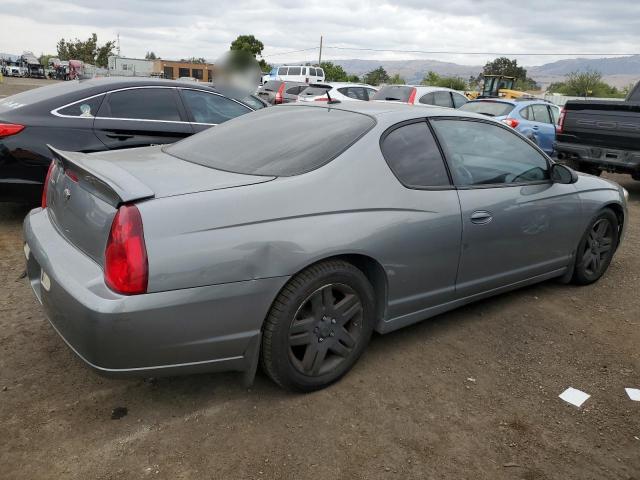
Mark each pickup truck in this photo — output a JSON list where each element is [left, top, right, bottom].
[[555, 81, 640, 180]]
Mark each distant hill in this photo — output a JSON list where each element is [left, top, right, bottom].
[[303, 55, 640, 89]]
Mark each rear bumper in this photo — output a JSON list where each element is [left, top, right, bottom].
[[554, 141, 640, 173], [23, 208, 288, 378]]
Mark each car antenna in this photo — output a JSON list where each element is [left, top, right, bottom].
[[326, 90, 340, 105]]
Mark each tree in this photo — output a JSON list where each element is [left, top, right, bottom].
[[145, 51, 158, 60], [180, 57, 207, 64], [482, 57, 537, 90], [363, 66, 389, 86], [388, 73, 405, 85], [229, 34, 270, 71], [320, 61, 348, 81], [38, 53, 55, 67], [547, 69, 623, 98], [421, 70, 467, 90], [56, 33, 115, 67]]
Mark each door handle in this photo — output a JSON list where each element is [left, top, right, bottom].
[[470, 210, 493, 224], [532, 126, 539, 130], [105, 133, 134, 140]]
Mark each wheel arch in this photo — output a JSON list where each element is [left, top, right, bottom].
[[602, 202, 625, 248]]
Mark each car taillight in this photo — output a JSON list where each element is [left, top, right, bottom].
[[557, 108, 566, 133], [502, 118, 519, 128], [0, 123, 25, 138], [105, 204, 148, 295], [41, 161, 55, 209], [275, 83, 285, 104], [407, 88, 417, 105]]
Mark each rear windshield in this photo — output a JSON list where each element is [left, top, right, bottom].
[[0, 80, 86, 113], [372, 86, 413, 103], [459, 101, 514, 117], [261, 81, 282, 92], [165, 106, 375, 176], [299, 85, 331, 97]]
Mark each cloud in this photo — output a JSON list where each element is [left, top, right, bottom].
[[1, 0, 638, 66]]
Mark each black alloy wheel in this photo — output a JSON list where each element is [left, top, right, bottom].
[[573, 209, 619, 285]]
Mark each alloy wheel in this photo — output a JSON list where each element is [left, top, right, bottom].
[[580, 218, 613, 276]]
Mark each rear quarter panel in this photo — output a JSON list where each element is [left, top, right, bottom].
[[139, 126, 462, 320]]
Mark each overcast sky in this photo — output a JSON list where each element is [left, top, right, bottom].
[[1, 0, 639, 66]]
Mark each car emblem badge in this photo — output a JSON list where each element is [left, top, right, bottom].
[[63, 188, 71, 202]]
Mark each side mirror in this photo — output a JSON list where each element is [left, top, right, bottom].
[[551, 163, 578, 184]]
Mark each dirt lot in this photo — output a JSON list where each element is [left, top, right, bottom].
[[1, 79, 639, 480]]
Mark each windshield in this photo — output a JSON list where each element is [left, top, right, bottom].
[[459, 101, 514, 117], [165, 106, 375, 176], [372, 86, 413, 103]]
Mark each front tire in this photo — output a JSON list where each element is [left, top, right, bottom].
[[572, 209, 619, 285], [260, 260, 375, 392]]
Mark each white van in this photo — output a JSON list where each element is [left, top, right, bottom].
[[264, 65, 325, 85]]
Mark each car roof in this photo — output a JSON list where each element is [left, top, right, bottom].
[[274, 100, 493, 125], [467, 98, 555, 107], [378, 85, 463, 94]]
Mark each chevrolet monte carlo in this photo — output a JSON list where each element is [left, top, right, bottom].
[[23, 102, 628, 391]]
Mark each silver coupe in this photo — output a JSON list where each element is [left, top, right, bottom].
[[24, 102, 628, 391]]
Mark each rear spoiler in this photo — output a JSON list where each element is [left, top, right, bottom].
[[47, 145, 155, 207]]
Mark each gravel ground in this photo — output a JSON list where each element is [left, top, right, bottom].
[[0, 78, 639, 479]]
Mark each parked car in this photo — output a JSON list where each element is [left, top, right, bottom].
[[555, 81, 640, 179], [372, 85, 468, 108], [24, 102, 628, 392], [459, 99, 561, 156], [297, 83, 378, 102], [256, 80, 307, 105], [264, 65, 326, 84], [0, 77, 264, 202]]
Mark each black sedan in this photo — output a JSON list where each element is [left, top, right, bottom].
[[0, 77, 266, 202]]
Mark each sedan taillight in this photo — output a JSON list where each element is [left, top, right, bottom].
[[41, 161, 55, 209], [0, 123, 25, 138], [275, 83, 286, 104], [105, 204, 148, 295], [502, 118, 520, 128]]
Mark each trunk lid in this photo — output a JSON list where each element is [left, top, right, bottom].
[[45, 145, 275, 266]]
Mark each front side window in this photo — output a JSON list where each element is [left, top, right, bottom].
[[181, 90, 250, 124], [431, 119, 549, 186], [99, 88, 181, 121], [57, 94, 104, 117], [381, 122, 450, 188]]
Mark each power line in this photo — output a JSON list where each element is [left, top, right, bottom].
[[323, 46, 638, 57], [262, 47, 318, 58]]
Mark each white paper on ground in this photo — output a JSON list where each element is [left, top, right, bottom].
[[625, 388, 640, 401], [559, 387, 590, 407]]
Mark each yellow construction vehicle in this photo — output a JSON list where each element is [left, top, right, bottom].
[[466, 75, 534, 100]]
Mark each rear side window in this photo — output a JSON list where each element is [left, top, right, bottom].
[[100, 88, 181, 121], [278, 67, 288, 75], [372, 86, 413, 103], [531, 104, 552, 124], [310, 68, 317, 76], [381, 122, 450, 188], [262, 81, 282, 92], [433, 91, 453, 108], [181, 90, 250, 124], [299, 85, 331, 97], [452, 93, 467, 108], [364, 88, 376, 100], [520, 106, 530, 119], [288, 67, 301, 75], [165, 106, 375, 176], [419, 92, 435, 105], [56, 95, 104, 117], [459, 101, 514, 117]]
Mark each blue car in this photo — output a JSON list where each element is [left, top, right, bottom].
[[459, 99, 561, 155]]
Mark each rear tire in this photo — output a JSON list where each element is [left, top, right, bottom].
[[572, 209, 619, 285], [260, 260, 375, 392]]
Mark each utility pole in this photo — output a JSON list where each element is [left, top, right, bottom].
[[318, 35, 323, 65]]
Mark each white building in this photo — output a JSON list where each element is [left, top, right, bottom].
[[107, 56, 154, 77]]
